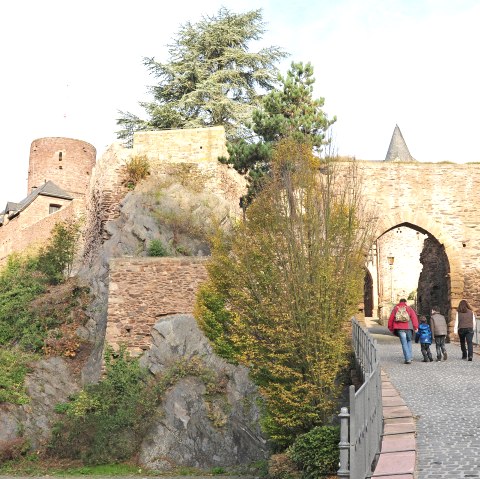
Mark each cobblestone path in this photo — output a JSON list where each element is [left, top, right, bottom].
[[372, 326, 480, 479]]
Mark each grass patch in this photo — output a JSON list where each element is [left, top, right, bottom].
[[0, 456, 245, 476], [56, 463, 149, 476], [0, 456, 154, 476]]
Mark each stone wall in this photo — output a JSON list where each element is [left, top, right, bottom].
[[0, 200, 81, 263], [133, 126, 244, 210], [82, 143, 130, 265], [133, 126, 228, 163], [357, 161, 480, 316], [106, 257, 208, 355]]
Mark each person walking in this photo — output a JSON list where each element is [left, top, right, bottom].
[[415, 315, 433, 362], [454, 299, 476, 361], [430, 305, 448, 361], [388, 298, 419, 364]]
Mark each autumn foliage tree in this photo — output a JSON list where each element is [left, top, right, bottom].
[[195, 138, 375, 446]]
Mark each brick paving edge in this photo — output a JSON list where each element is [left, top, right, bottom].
[[369, 369, 416, 479]]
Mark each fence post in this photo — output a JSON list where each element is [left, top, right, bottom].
[[338, 407, 350, 478]]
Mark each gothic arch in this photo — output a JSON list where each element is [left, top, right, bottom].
[[374, 208, 463, 321]]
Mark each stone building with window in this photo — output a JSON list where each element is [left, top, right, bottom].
[[0, 137, 96, 262]]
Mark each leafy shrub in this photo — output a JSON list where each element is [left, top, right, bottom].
[[0, 254, 46, 349], [0, 221, 85, 353], [49, 346, 159, 464], [37, 219, 81, 284], [124, 155, 150, 189], [194, 283, 239, 363], [0, 348, 36, 404], [287, 426, 340, 478], [268, 453, 301, 479], [0, 437, 30, 462], [147, 239, 167, 257]]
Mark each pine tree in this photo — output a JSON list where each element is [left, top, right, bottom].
[[117, 8, 286, 146], [223, 62, 336, 207]]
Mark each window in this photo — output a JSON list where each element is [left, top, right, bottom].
[[49, 204, 62, 214], [59, 152, 63, 161]]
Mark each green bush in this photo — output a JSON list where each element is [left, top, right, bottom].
[[49, 346, 159, 464], [124, 155, 150, 189], [37, 219, 81, 284], [147, 239, 167, 257], [0, 254, 46, 349], [0, 348, 36, 404], [194, 284, 239, 363], [0, 220, 83, 353], [288, 426, 340, 478]]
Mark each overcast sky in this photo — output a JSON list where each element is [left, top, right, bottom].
[[1, 0, 479, 206]]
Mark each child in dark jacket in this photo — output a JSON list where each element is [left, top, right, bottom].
[[415, 315, 433, 362]]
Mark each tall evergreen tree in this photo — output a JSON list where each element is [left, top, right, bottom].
[[117, 8, 286, 145], [223, 62, 336, 207]]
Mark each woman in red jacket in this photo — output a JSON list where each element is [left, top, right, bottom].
[[388, 298, 419, 364]]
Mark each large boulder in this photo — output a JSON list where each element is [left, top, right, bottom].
[[139, 314, 269, 471]]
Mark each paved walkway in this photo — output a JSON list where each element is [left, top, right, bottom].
[[370, 323, 480, 479]]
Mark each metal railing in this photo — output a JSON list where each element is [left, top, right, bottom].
[[338, 318, 383, 479]]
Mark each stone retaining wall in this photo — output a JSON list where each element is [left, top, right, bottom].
[[106, 257, 209, 355]]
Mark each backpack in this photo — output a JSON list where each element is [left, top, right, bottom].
[[394, 305, 410, 323]]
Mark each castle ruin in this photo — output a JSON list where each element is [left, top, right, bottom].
[[1, 125, 480, 353]]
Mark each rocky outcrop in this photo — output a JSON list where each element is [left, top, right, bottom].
[[0, 357, 79, 449], [78, 164, 242, 383], [0, 133, 252, 465], [139, 314, 269, 471]]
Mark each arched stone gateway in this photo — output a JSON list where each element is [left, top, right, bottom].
[[369, 220, 454, 327], [357, 159, 478, 329]]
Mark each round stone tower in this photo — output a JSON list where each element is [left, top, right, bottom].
[[28, 137, 96, 197]]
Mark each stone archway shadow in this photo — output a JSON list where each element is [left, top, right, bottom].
[[375, 209, 464, 322]]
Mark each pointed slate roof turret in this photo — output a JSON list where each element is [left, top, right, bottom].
[[384, 124, 416, 162]]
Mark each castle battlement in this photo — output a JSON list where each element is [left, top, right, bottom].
[[132, 126, 228, 164]]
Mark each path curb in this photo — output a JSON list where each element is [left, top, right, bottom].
[[370, 369, 416, 479]]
